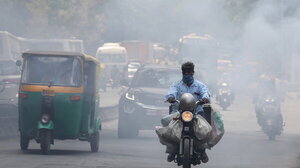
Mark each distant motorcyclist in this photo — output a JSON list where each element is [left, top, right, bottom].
[[253, 74, 283, 127], [216, 73, 235, 109], [165, 61, 211, 163]]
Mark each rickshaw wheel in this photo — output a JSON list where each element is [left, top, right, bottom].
[[90, 131, 99, 152], [20, 134, 30, 150], [40, 130, 51, 155]]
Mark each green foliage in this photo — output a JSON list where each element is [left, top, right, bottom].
[[0, 0, 262, 53], [224, 0, 259, 25]]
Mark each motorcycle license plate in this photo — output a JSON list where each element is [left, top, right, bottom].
[[184, 127, 190, 131], [42, 90, 55, 96]]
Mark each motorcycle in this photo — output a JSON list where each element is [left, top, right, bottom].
[[169, 93, 211, 168], [216, 82, 233, 110], [255, 96, 283, 140]]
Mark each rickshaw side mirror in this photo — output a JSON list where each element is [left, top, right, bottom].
[[120, 79, 129, 86], [16, 60, 22, 67]]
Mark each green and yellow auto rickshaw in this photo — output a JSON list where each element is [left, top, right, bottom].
[[18, 51, 101, 154]]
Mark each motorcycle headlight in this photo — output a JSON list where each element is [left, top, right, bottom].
[[125, 92, 135, 101], [221, 82, 228, 87], [221, 90, 228, 94], [41, 114, 50, 124], [181, 111, 193, 122]]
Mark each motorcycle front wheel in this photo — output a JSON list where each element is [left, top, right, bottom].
[[183, 138, 191, 168]]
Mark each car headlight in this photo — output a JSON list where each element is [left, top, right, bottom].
[[41, 114, 50, 124], [125, 92, 135, 100], [181, 111, 193, 122], [265, 98, 275, 103]]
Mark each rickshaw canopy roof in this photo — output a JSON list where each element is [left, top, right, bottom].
[[22, 51, 100, 65]]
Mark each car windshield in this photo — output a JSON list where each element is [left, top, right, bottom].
[[133, 68, 180, 88], [21, 56, 81, 86], [98, 53, 126, 63], [0, 60, 20, 75]]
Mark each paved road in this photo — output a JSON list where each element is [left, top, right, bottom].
[[0, 92, 299, 168]]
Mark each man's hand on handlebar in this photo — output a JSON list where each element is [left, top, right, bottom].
[[198, 98, 210, 105], [167, 97, 176, 103]]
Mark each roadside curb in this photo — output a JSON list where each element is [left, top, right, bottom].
[[100, 105, 118, 121]]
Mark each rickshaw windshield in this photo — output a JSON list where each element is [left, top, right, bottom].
[[21, 56, 82, 87]]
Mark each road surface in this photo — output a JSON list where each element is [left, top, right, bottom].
[[0, 91, 299, 168]]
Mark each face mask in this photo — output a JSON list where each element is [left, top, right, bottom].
[[182, 74, 194, 85]]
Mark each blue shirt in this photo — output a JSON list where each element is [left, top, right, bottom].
[[165, 80, 211, 113]]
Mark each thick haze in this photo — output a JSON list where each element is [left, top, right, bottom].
[[0, 1, 300, 167], [0, 0, 299, 85]]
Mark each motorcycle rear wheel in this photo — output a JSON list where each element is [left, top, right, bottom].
[[268, 134, 276, 141], [40, 129, 51, 155], [183, 139, 191, 168]]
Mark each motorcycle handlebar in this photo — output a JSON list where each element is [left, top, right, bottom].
[[166, 99, 209, 105]]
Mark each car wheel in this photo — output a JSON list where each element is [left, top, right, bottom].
[[118, 102, 139, 138]]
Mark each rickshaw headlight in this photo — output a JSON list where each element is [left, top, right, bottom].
[[181, 111, 193, 122], [41, 114, 50, 124]]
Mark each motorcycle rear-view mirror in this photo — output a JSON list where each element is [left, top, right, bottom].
[[16, 60, 22, 67]]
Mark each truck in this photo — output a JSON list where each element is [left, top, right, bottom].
[[0, 31, 84, 60], [0, 31, 22, 60], [120, 41, 154, 64], [177, 33, 220, 90], [21, 38, 84, 53], [177, 33, 218, 68], [289, 52, 300, 92]]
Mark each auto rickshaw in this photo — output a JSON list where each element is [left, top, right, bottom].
[[18, 51, 101, 154]]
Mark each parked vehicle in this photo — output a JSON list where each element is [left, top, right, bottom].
[[118, 65, 180, 138], [18, 51, 101, 154], [0, 59, 20, 107], [127, 61, 141, 79]]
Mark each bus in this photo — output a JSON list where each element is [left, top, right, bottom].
[[96, 43, 128, 88]]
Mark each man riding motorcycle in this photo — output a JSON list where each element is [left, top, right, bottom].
[[253, 75, 284, 139], [165, 62, 211, 163]]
